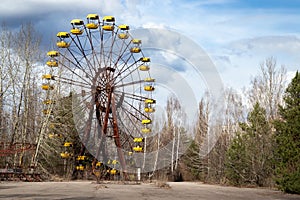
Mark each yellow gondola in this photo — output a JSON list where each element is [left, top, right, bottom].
[[57, 41, 70, 48], [86, 23, 99, 29], [56, 32, 70, 48], [144, 107, 155, 113], [130, 47, 141, 53], [70, 19, 84, 35], [111, 160, 118, 165], [42, 74, 54, 80], [142, 119, 152, 125], [145, 99, 156, 104], [57, 32, 70, 38], [71, 19, 84, 26], [140, 57, 150, 62], [134, 138, 144, 143], [102, 25, 114, 31], [60, 152, 72, 159], [43, 109, 53, 115], [139, 57, 150, 71], [118, 33, 129, 39], [139, 65, 150, 71], [118, 24, 129, 30], [103, 16, 115, 22], [110, 169, 117, 175], [86, 14, 99, 29], [96, 162, 102, 167], [41, 84, 54, 90], [76, 156, 86, 161], [49, 133, 63, 139], [64, 142, 73, 147], [144, 78, 155, 82], [102, 16, 115, 31], [46, 59, 58, 67], [133, 146, 143, 152], [43, 99, 55, 104], [141, 128, 151, 133], [47, 51, 59, 57], [60, 153, 69, 159], [132, 39, 141, 45], [70, 28, 83, 35], [144, 85, 155, 91], [87, 14, 99, 20], [76, 165, 84, 171]]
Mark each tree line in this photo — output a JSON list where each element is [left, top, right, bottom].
[[179, 59, 299, 194]]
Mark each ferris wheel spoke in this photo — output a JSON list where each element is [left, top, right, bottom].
[[117, 107, 143, 137], [121, 98, 150, 120], [58, 55, 93, 83], [107, 30, 119, 71], [114, 91, 143, 103], [120, 133, 134, 151], [113, 60, 140, 85], [114, 90, 147, 102], [70, 36, 98, 77], [111, 37, 132, 69], [81, 100, 95, 145], [116, 118, 135, 138], [58, 80, 91, 90], [100, 32, 113, 71], [58, 66, 90, 86], [64, 49, 94, 81], [114, 80, 144, 89], [84, 27, 100, 52], [85, 29, 105, 75], [115, 54, 136, 74], [114, 94, 144, 136], [55, 76, 91, 89], [114, 42, 130, 65]]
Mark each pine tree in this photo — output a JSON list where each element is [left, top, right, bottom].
[[274, 71, 300, 194], [226, 103, 273, 186]]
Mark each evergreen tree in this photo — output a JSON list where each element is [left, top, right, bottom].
[[38, 93, 83, 179], [274, 71, 300, 194], [226, 103, 273, 186], [225, 132, 248, 185]]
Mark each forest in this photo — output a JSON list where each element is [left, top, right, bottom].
[[0, 23, 299, 194]]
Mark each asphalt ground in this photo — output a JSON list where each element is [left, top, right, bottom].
[[0, 181, 299, 200]]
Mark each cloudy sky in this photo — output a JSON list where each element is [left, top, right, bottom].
[[1, 0, 300, 90]]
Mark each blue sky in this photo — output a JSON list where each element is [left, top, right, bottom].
[[0, 0, 299, 90], [231, 0, 300, 9], [192, 0, 300, 10]]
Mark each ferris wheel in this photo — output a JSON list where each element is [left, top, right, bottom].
[[42, 13, 155, 175]]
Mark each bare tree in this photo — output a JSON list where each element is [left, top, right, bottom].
[[0, 24, 13, 141], [248, 57, 286, 120], [184, 88, 245, 183], [0, 23, 42, 169], [206, 88, 245, 183]]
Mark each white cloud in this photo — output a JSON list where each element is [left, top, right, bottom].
[[211, 35, 300, 89], [1, 0, 299, 91]]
